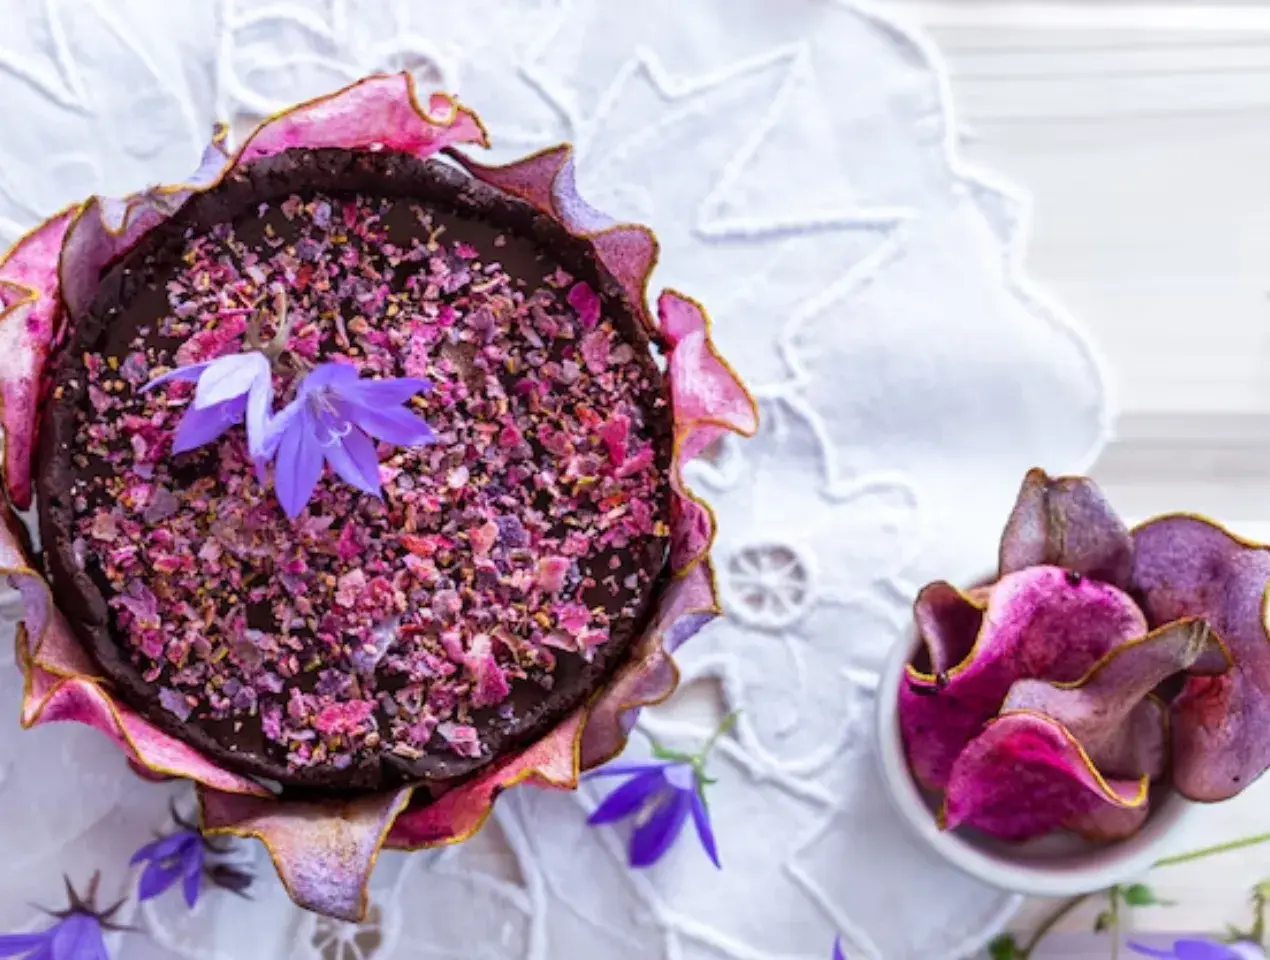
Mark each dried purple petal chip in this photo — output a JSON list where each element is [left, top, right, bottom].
[[1002, 618, 1229, 781], [1133, 515, 1270, 801], [999, 468, 1134, 589]]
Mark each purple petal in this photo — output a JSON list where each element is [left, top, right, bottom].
[[243, 377, 275, 460], [0, 934, 50, 958], [302, 362, 360, 391], [628, 789, 692, 868], [584, 760, 674, 780], [662, 762, 696, 791], [587, 770, 665, 826], [1127, 941, 1175, 958], [690, 791, 720, 868], [172, 396, 247, 455], [141, 361, 209, 393], [138, 857, 184, 901], [182, 865, 202, 908], [323, 425, 382, 496], [833, 938, 847, 960], [341, 399, 436, 447], [193, 352, 271, 410], [130, 831, 190, 865], [257, 396, 303, 460], [338, 376, 432, 407], [49, 915, 107, 960], [274, 410, 325, 519]]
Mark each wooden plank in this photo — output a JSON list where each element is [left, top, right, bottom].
[[896, 11, 1270, 516]]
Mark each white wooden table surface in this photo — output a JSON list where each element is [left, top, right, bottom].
[[893, 1, 1270, 952]]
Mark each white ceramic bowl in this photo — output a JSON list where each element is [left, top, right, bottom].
[[875, 604, 1199, 898]]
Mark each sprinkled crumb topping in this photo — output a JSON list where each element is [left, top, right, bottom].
[[65, 184, 670, 778]]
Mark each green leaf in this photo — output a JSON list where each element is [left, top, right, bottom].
[[1122, 883, 1174, 908], [1093, 911, 1113, 933], [987, 934, 1020, 960]]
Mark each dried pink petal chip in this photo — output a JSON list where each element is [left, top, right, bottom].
[[900, 566, 1147, 791], [659, 291, 758, 571], [0, 208, 77, 508], [999, 468, 1134, 589], [1133, 515, 1270, 801], [913, 581, 985, 677], [22, 656, 269, 798], [943, 712, 1149, 842], [1002, 618, 1228, 781], [239, 78, 487, 164], [201, 785, 412, 921]]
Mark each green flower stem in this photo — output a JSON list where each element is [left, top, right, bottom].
[[1154, 832, 1270, 869], [1014, 830, 1270, 958], [1017, 895, 1091, 957]]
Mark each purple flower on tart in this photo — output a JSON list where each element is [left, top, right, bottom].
[[265, 363, 434, 517], [0, 875, 123, 960]]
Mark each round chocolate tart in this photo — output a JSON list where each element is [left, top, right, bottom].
[[35, 148, 672, 793]]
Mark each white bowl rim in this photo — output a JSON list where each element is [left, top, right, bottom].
[[874, 577, 1200, 898]]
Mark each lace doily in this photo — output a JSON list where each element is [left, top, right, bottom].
[[0, 1, 1110, 957]]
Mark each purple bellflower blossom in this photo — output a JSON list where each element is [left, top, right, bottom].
[[131, 830, 204, 908], [128, 805, 254, 907], [143, 351, 273, 460], [0, 874, 123, 960], [266, 362, 434, 518], [833, 937, 847, 960], [1130, 940, 1267, 959], [585, 713, 736, 869]]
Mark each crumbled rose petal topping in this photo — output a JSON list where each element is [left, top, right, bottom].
[[69, 189, 669, 773]]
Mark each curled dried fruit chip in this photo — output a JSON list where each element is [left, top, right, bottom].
[[943, 712, 1149, 842], [999, 468, 1134, 589], [1133, 515, 1270, 801], [1003, 619, 1229, 781], [201, 786, 412, 922], [900, 565, 1147, 790], [912, 581, 984, 677]]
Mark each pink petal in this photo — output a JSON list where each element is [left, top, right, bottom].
[[658, 292, 758, 572], [22, 662, 269, 798], [0, 207, 77, 508], [1133, 515, 1270, 801], [200, 786, 412, 921], [899, 566, 1147, 792], [943, 712, 1149, 842], [238, 76, 487, 164], [387, 710, 586, 850]]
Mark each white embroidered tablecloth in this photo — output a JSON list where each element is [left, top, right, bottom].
[[0, 1, 1110, 957]]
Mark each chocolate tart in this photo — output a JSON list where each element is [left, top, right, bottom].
[[35, 148, 672, 794]]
